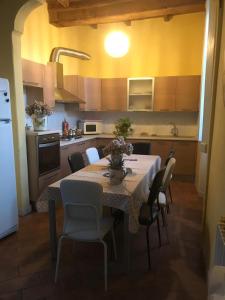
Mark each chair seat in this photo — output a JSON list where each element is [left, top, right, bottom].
[[158, 192, 167, 205], [64, 216, 114, 241], [139, 202, 159, 226]]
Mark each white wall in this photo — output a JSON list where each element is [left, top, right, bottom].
[[82, 111, 198, 136]]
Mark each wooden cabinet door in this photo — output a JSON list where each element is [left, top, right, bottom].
[[175, 76, 200, 111], [80, 78, 101, 111], [22, 59, 44, 87], [39, 169, 61, 193], [171, 141, 197, 176], [63, 75, 85, 103], [43, 63, 55, 108], [151, 140, 173, 166], [154, 77, 176, 111], [101, 78, 127, 111], [60, 146, 71, 178]]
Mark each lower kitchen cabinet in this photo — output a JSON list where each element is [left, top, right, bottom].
[[171, 141, 197, 177], [39, 169, 61, 193], [60, 139, 97, 178], [152, 140, 197, 178], [60, 145, 72, 178], [151, 140, 173, 165], [60, 138, 197, 180]]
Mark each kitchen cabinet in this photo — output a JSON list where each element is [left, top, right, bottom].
[[60, 145, 71, 178], [63, 75, 85, 103], [154, 77, 176, 111], [60, 139, 97, 178], [127, 77, 154, 111], [153, 75, 200, 112], [22, 59, 45, 87], [22, 59, 55, 107], [171, 141, 197, 177], [175, 76, 201, 111], [43, 63, 55, 108], [151, 140, 173, 165], [80, 77, 101, 111], [39, 169, 61, 194], [152, 140, 197, 177], [101, 78, 127, 111]]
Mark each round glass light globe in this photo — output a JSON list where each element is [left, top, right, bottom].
[[104, 31, 129, 58]]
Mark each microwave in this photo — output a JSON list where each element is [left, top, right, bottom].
[[78, 120, 103, 135]]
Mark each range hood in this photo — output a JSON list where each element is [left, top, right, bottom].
[[49, 47, 91, 103]]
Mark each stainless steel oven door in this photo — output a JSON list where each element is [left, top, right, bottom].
[[38, 139, 60, 176]]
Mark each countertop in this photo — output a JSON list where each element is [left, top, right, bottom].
[[60, 134, 198, 147]]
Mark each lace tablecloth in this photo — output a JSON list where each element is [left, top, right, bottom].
[[48, 154, 161, 233]]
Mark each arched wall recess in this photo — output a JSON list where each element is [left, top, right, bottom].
[[0, 0, 44, 215]]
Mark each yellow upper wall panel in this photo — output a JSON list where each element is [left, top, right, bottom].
[[21, 3, 59, 65], [21, 4, 205, 77]]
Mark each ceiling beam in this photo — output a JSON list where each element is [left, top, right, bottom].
[[56, 0, 70, 8], [47, 0, 205, 27]]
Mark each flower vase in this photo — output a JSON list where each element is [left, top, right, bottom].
[[109, 168, 125, 185], [32, 115, 48, 131]]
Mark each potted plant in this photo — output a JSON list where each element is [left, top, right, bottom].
[[25, 100, 52, 131], [104, 136, 133, 184], [113, 117, 133, 139]]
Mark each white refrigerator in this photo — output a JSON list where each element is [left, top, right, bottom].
[[0, 78, 18, 238]]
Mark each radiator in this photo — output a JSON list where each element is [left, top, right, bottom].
[[215, 217, 225, 266]]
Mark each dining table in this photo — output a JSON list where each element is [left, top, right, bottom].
[[48, 154, 161, 270]]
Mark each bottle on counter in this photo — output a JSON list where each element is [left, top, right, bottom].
[[62, 118, 69, 137]]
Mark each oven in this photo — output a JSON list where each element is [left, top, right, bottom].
[[38, 133, 60, 176]]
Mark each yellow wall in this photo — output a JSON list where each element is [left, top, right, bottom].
[[21, 3, 59, 65], [21, 4, 205, 77]]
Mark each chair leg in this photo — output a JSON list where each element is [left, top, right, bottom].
[[163, 212, 170, 244], [156, 216, 161, 248], [111, 227, 117, 260], [161, 206, 166, 227], [54, 236, 64, 283], [169, 183, 173, 203], [146, 226, 151, 270], [100, 240, 108, 292], [166, 193, 170, 214]]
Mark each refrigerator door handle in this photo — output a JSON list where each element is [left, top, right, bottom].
[[0, 118, 11, 123]]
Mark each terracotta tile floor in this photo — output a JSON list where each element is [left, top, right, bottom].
[[0, 181, 206, 299]]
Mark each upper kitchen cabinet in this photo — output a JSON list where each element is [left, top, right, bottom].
[[153, 75, 201, 112], [22, 59, 55, 108], [154, 77, 176, 111], [80, 77, 101, 111], [22, 59, 45, 87], [43, 63, 55, 108], [63, 75, 85, 102], [175, 75, 201, 111], [127, 78, 154, 111], [101, 78, 127, 111]]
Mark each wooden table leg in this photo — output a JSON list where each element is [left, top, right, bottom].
[[48, 199, 57, 260], [124, 213, 131, 272]]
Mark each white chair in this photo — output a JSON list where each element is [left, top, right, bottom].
[[158, 157, 176, 221], [86, 147, 100, 164], [55, 180, 117, 291]]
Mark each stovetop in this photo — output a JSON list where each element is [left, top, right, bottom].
[[60, 135, 83, 141]]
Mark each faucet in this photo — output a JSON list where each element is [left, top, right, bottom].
[[170, 122, 178, 137]]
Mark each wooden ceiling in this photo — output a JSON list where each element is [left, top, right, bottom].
[[46, 0, 205, 27]]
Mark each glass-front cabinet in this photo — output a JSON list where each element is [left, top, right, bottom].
[[127, 77, 154, 111]]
